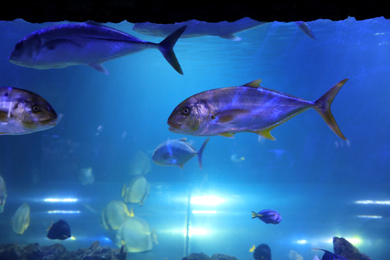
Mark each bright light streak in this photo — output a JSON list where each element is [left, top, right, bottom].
[[44, 198, 78, 203], [183, 227, 209, 237], [297, 239, 307, 244], [48, 210, 80, 214], [190, 195, 225, 206], [357, 215, 383, 219], [192, 210, 217, 214], [355, 200, 390, 205]]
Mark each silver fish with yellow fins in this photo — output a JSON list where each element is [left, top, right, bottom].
[[0, 87, 57, 135], [168, 79, 348, 140], [8, 22, 186, 75]]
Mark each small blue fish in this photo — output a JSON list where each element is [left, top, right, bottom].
[[252, 209, 282, 224], [314, 249, 348, 260], [9, 22, 186, 74], [152, 138, 210, 169]]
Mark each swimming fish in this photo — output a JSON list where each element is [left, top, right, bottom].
[[252, 209, 282, 224], [8, 22, 186, 74], [314, 249, 348, 260], [116, 216, 158, 253], [133, 18, 264, 41], [252, 244, 272, 260], [168, 79, 348, 140], [0, 87, 57, 135], [295, 21, 317, 40], [101, 200, 134, 230], [129, 151, 151, 175], [12, 202, 30, 235], [152, 138, 210, 169], [47, 219, 71, 240], [78, 167, 94, 185], [0, 175, 7, 213], [121, 176, 150, 205]]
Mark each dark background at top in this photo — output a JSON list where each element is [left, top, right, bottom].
[[1, 1, 389, 23]]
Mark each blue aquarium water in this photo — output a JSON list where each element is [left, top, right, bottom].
[[0, 17, 389, 259]]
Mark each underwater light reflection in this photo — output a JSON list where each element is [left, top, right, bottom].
[[47, 210, 81, 214], [355, 200, 390, 205], [43, 198, 78, 203], [190, 195, 225, 206]]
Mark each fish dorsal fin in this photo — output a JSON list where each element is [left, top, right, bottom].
[[243, 79, 262, 88]]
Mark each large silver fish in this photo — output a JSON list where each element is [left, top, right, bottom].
[[168, 79, 348, 140], [0, 87, 57, 135], [8, 22, 186, 74]]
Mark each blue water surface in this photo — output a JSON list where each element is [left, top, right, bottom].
[[0, 17, 389, 260]]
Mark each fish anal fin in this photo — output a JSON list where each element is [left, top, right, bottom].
[[244, 79, 262, 88], [254, 128, 276, 141], [219, 132, 235, 138], [214, 109, 250, 123], [89, 63, 109, 74]]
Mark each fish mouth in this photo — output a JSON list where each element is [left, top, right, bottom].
[[167, 119, 180, 129]]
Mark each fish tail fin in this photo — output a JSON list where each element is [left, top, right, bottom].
[[313, 79, 348, 140], [197, 138, 210, 169], [152, 229, 159, 245], [249, 245, 256, 252], [251, 211, 257, 218], [157, 25, 187, 75]]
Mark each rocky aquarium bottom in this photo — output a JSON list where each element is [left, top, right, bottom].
[[0, 237, 371, 260]]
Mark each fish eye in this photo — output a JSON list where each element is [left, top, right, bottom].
[[182, 107, 190, 116], [31, 105, 41, 113]]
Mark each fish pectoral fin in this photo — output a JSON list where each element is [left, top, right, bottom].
[[43, 39, 83, 50], [254, 127, 276, 141], [0, 111, 10, 122], [89, 63, 109, 75], [214, 109, 251, 123], [219, 132, 235, 138]]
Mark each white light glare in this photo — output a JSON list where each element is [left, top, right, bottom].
[[297, 240, 307, 244], [192, 210, 217, 214], [357, 215, 383, 219], [190, 195, 225, 206], [48, 210, 80, 214], [355, 200, 390, 205], [44, 198, 78, 203], [183, 227, 209, 237]]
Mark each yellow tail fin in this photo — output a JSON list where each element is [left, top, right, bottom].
[[249, 245, 256, 252]]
